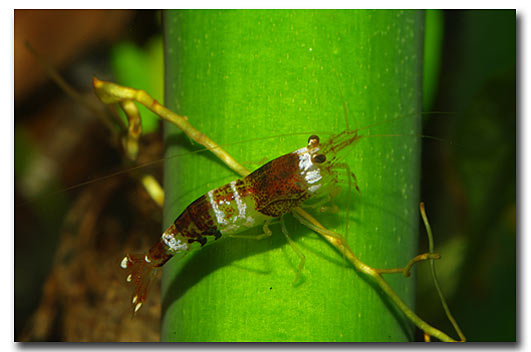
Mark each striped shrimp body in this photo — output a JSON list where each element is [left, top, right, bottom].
[[122, 129, 361, 313]]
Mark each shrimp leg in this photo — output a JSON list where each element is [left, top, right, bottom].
[[226, 219, 275, 240], [280, 216, 306, 285]]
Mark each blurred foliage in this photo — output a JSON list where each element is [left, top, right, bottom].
[[423, 10, 444, 111], [418, 10, 516, 342], [15, 10, 164, 341]]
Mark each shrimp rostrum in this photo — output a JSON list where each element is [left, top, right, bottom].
[[122, 130, 361, 313]]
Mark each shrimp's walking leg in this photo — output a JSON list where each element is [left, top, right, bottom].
[[280, 216, 306, 285], [332, 162, 361, 195], [331, 162, 360, 239], [317, 184, 341, 213], [300, 184, 341, 214], [226, 219, 275, 240]]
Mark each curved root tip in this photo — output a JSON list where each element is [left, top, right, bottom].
[[92, 76, 103, 88]]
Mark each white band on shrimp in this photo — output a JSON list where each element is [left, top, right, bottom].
[[162, 232, 188, 252]]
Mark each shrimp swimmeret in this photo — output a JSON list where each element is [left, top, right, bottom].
[[121, 130, 361, 313]]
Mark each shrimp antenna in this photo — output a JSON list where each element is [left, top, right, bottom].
[[361, 133, 457, 147], [352, 111, 456, 136], [332, 68, 356, 132]]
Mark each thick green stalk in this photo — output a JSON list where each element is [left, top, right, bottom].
[[162, 10, 423, 342]]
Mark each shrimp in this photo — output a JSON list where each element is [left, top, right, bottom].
[[122, 130, 361, 313]]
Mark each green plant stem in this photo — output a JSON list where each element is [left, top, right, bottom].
[[161, 10, 424, 341]]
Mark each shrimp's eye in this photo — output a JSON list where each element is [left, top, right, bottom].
[[312, 154, 326, 164], [308, 135, 320, 148]]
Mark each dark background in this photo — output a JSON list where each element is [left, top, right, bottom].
[[14, 10, 516, 341]]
